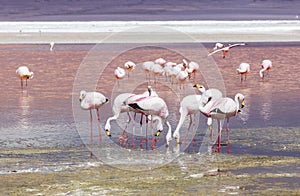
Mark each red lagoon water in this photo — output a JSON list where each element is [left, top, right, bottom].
[[0, 42, 299, 150]]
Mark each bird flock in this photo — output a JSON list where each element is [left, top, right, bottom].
[[16, 42, 273, 154]]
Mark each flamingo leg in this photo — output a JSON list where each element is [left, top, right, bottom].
[[131, 113, 135, 148], [145, 115, 149, 148], [183, 114, 193, 145], [89, 109, 93, 144], [151, 117, 155, 150], [139, 113, 143, 148], [216, 119, 221, 153], [96, 108, 102, 142], [21, 79, 23, 88], [26, 79, 28, 86], [226, 118, 230, 154]]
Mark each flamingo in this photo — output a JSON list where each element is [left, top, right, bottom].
[[16, 66, 34, 88], [213, 42, 224, 51], [142, 61, 155, 80], [150, 63, 165, 83], [199, 93, 245, 153], [208, 43, 245, 58], [176, 68, 189, 89], [128, 95, 172, 148], [236, 63, 250, 82], [124, 61, 136, 78], [154, 58, 167, 66], [186, 61, 199, 81], [260, 59, 272, 79], [49, 42, 55, 51], [79, 90, 109, 145], [114, 66, 126, 85], [173, 84, 223, 144]]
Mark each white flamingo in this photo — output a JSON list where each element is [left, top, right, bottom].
[[154, 57, 167, 66], [128, 96, 172, 148], [173, 84, 223, 144], [79, 90, 109, 145], [142, 61, 155, 81], [236, 63, 250, 81], [259, 59, 272, 79], [176, 68, 189, 89], [199, 93, 245, 154], [208, 43, 245, 58], [186, 61, 199, 80], [114, 66, 126, 85], [150, 63, 165, 83], [49, 42, 55, 51], [124, 61, 136, 78], [213, 42, 224, 51], [16, 66, 34, 88]]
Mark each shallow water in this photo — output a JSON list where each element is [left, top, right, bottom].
[[0, 43, 299, 193]]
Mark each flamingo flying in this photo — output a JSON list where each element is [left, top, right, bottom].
[[236, 63, 250, 82], [212, 42, 224, 51], [199, 93, 245, 153], [208, 43, 246, 58], [79, 90, 109, 145], [16, 66, 34, 88], [259, 59, 272, 79]]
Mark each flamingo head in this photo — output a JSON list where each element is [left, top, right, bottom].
[[79, 90, 87, 102]]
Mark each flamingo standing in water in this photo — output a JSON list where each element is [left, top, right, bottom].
[[128, 95, 172, 149], [173, 84, 223, 144], [199, 93, 245, 153], [260, 59, 272, 80], [114, 66, 126, 85], [79, 90, 109, 145], [208, 43, 246, 58], [16, 66, 34, 88], [236, 63, 250, 82], [124, 61, 136, 78]]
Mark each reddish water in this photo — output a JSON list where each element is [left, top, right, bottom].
[[0, 43, 299, 151]]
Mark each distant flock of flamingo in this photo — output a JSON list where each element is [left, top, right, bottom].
[[16, 42, 272, 154]]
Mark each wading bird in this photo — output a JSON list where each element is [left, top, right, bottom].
[[16, 66, 34, 88], [259, 59, 272, 80], [128, 95, 172, 149], [124, 61, 136, 78], [208, 43, 246, 58], [236, 63, 250, 82], [79, 90, 109, 145], [114, 66, 126, 85], [199, 93, 245, 154], [173, 84, 223, 144]]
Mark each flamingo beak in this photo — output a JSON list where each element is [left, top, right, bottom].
[[105, 130, 111, 137], [79, 95, 82, 102], [155, 130, 162, 137], [193, 84, 201, 89], [176, 137, 180, 144], [241, 100, 245, 108]]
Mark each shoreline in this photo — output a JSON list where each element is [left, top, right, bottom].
[[0, 20, 299, 43]]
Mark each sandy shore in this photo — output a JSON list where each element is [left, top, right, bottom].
[[0, 21, 300, 43]]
